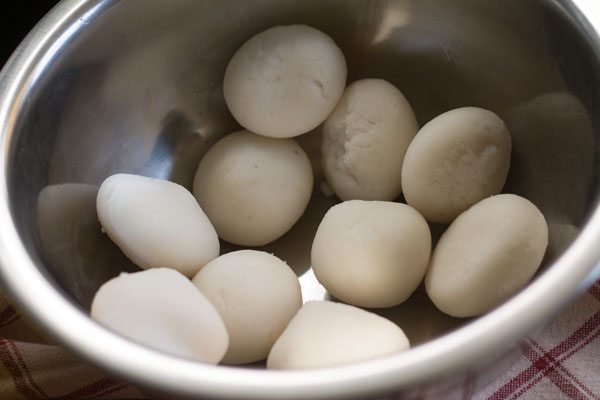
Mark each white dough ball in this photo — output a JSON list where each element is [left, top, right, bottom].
[[97, 174, 219, 277], [311, 200, 431, 308], [193, 131, 313, 246], [223, 25, 347, 138], [402, 107, 512, 223], [192, 250, 302, 364], [425, 194, 548, 317], [322, 79, 418, 200], [91, 268, 229, 363], [267, 301, 409, 369]]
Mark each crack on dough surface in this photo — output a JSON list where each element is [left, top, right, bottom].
[[321, 79, 418, 201]]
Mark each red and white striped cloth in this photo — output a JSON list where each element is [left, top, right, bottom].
[[0, 283, 599, 399]]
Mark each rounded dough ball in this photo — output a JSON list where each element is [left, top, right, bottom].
[[91, 268, 229, 364], [97, 174, 219, 277], [311, 200, 431, 308], [224, 25, 347, 138], [402, 107, 512, 223], [425, 194, 548, 317], [267, 301, 409, 369], [192, 250, 302, 364], [322, 79, 418, 201], [193, 131, 313, 246]]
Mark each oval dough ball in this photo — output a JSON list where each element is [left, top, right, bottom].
[[192, 250, 302, 364], [267, 301, 409, 369], [322, 79, 418, 200], [311, 200, 431, 308], [194, 131, 313, 246], [425, 194, 548, 317], [224, 25, 347, 138], [97, 174, 219, 277], [402, 107, 512, 223], [91, 268, 229, 364]]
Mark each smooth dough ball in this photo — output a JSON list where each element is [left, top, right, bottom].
[[97, 174, 219, 277], [192, 250, 302, 364], [402, 107, 512, 223], [267, 301, 409, 369], [91, 268, 229, 364], [223, 25, 347, 138], [311, 200, 431, 308], [322, 79, 418, 201], [425, 194, 548, 317], [194, 131, 313, 246]]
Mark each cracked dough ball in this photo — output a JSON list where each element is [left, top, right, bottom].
[[402, 107, 512, 223], [224, 25, 347, 138], [193, 130, 313, 246], [322, 79, 418, 200], [97, 174, 219, 277], [91, 268, 229, 364], [267, 301, 409, 369], [192, 250, 302, 364], [425, 194, 548, 317], [311, 200, 431, 308]]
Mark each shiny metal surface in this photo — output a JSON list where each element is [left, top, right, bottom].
[[1, 0, 600, 398]]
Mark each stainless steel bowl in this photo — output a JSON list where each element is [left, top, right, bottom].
[[1, 0, 600, 398]]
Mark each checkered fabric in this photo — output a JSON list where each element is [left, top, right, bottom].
[[472, 282, 600, 400], [0, 283, 599, 399]]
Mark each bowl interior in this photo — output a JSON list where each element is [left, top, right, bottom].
[[7, 0, 600, 355]]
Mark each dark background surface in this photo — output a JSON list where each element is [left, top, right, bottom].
[[0, 2, 60, 66]]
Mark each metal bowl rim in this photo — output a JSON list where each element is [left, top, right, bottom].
[[0, 0, 599, 398]]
